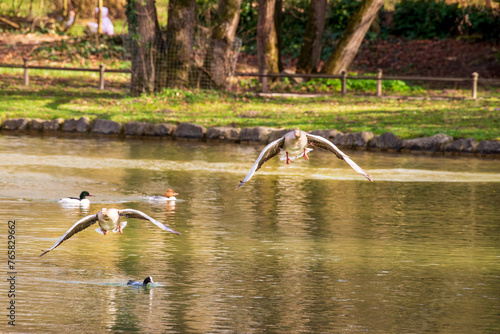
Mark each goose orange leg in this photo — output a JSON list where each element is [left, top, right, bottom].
[[303, 148, 309, 161], [286, 152, 291, 164]]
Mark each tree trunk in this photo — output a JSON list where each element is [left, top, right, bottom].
[[127, 0, 159, 95], [296, 0, 326, 74], [321, 0, 383, 75], [62, 0, 68, 17], [257, 0, 281, 79], [98, 0, 103, 34], [165, 0, 195, 89], [201, 0, 242, 89], [274, 0, 283, 73]]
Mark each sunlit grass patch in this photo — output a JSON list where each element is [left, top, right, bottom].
[[0, 84, 499, 141]]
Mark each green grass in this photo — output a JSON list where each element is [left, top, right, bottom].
[[1, 78, 499, 141], [259, 76, 424, 95]]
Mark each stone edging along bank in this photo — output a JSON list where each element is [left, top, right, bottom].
[[1, 117, 500, 155]]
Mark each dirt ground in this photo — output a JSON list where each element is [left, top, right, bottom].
[[237, 39, 500, 79], [0, 33, 69, 63], [1, 32, 499, 79], [354, 38, 500, 79]]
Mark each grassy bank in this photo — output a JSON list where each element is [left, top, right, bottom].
[[0, 80, 499, 141]]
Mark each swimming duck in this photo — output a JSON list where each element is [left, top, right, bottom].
[[58, 191, 94, 206], [237, 130, 373, 188], [144, 189, 178, 202], [127, 276, 154, 286], [39, 208, 181, 257]]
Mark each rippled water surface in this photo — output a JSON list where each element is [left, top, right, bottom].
[[1, 135, 499, 333]]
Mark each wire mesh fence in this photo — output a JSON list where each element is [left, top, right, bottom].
[[121, 34, 242, 94], [2, 55, 496, 100], [1, 17, 499, 98]]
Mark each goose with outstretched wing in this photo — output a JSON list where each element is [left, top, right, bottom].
[[40, 208, 180, 257], [237, 130, 373, 188]]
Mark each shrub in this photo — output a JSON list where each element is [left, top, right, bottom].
[[392, 0, 500, 42]]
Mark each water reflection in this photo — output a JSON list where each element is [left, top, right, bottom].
[[0, 135, 499, 333]]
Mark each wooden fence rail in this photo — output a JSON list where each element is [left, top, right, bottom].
[[1, 60, 499, 99], [1, 58, 131, 90], [234, 70, 491, 99]]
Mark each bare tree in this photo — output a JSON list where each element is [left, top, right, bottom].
[[321, 0, 383, 75], [296, 0, 327, 74], [202, 0, 243, 89], [257, 0, 282, 79]]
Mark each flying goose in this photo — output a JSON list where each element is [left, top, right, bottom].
[[39, 208, 180, 257], [238, 130, 373, 188]]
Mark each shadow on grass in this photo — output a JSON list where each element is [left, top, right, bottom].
[[0, 74, 129, 100]]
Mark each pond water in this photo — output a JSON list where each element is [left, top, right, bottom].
[[0, 134, 499, 333]]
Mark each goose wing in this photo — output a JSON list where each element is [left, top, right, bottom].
[[237, 136, 285, 188], [305, 133, 373, 182], [118, 209, 181, 235], [39, 214, 99, 257]]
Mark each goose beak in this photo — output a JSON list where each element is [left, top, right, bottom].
[[294, 130, 301, 139]]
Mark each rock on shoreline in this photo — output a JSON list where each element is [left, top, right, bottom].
[[1, 117, 499, 155]]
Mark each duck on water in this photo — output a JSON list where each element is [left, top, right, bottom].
[[127, 277, 154, 287], [143, 189, 178, 202], [58, 191, 94, 206]]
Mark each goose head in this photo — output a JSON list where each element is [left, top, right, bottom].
[[100, 208, 119, 221]]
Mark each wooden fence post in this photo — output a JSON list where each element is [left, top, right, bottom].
[[376, 68, 383, 97], [341, 70, 347, 95], [99, 64, 105, 90], [23, 58, 29, 86], [471, 72, 478, 99], [261, 70, 268, 93]]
